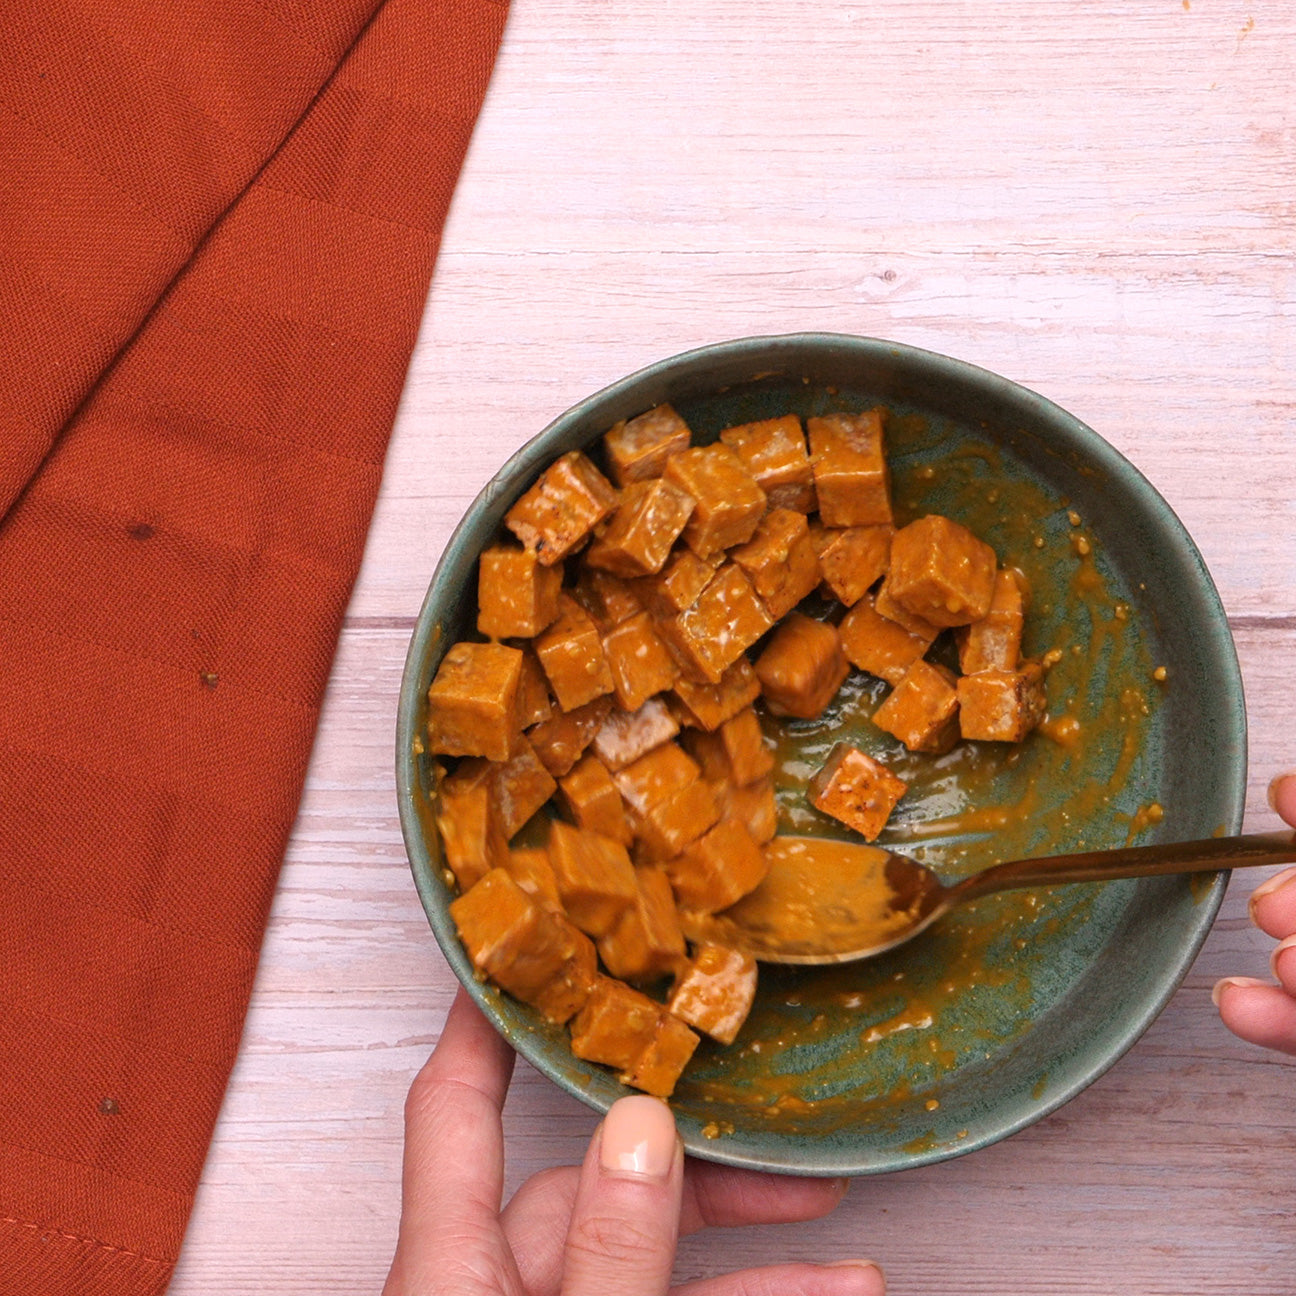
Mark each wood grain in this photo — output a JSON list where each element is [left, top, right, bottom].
[[170, 1, 1295, 1292]]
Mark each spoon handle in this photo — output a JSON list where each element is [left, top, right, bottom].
[[949, 830, 1296, 904]]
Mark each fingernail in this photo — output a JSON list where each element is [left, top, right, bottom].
[[599, 1095, 678, 1181], [1269, 935, 1296, 979], [825, 1260, 886, 1291], [1211, 975, 1269, 1007], [1267, 772, 1296, 816], [1248, 867, 1296, 920]]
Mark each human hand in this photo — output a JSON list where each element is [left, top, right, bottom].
[[1213, 772, 1296, 1057], [382, 987, 885, 1296]]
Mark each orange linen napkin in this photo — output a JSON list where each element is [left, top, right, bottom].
[[0, 1, 507, 1291]]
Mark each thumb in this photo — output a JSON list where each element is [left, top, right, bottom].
[[560, 1095, 684, 1296]]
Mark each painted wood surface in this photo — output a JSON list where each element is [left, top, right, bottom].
[[170, 2, 1295, 1292]]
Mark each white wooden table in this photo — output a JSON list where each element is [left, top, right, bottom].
[[169, 3, 1296, 1292]]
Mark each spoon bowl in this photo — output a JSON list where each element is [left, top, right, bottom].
[[687, 831, 1296, 965]]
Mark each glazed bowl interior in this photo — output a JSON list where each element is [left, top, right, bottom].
[[396, 333, 1245, 1176]]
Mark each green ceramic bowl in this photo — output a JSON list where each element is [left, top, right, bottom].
[[396, 334, 1245, 1176]]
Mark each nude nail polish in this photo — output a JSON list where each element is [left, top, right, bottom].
[[1211, 975, 1269, 1007], [1269, 934, 1296, 979], [598, 1095, 678, 1181]]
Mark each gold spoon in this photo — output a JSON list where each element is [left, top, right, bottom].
[[684, 830, 1296, 965]]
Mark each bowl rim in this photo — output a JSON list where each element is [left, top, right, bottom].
[[395, 331, 1247, 1175]]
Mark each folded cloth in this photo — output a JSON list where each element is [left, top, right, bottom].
[[0, 1, 507, 1291]]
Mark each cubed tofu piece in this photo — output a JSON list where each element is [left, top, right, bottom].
[[446, 737, 556, 838], [526, 695, 613, 777], [572, 568, 644, 633], [807, 743, 908, 841], [753, 612, 849, 720], [715, 775, 779, 844], [613, 742, 701, 814], [811, 522, 895, 607], [506, 845, 563, 910], [657, 563, 773, 685], [806, 408, 893, 527], [957, 661, 1047, 743], [426, 640, 524, 762], [886, 515, 998, 629], [534, 595, 616, 712], [569, 976, 665, 1070], [668, 945, 758, 1045], [670, 657, 762, 731], [435, 780, 510, 890], [663, 443, 767, 560], [633, 547, 720, 618], [838, 591, 937, 685], [585, 477, 696, 578], [558, 753, 633, 845], [663, 817, 768, 912], [633, 779, 724, 862], [515, 649, 554, 729], [681, 707, 773, 786], [601, 612, 680, 712], [591, 697, 681, 772], [872, 659, 960, 753], [873, 576, 945, 641], [451, 870, 593, 1023], [547, 820, 639, 937], [718, 413, 816, 512], [728, 508, 821, 619], [957, 568, 1028, 674], [620, 1011, 700, 1098], [476, 544, 563, 639], [504, 450, 619, 564], [602, 404, 693, 485], [597, 865, 687, 983]]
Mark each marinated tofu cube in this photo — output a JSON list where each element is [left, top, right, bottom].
[[597, 865, 687, 983], [506, 845, 563, 910], [591, 697, 681, 772], [807, 743, 907, 841], [670, 657, 762, 731], [663, 817, 768, 912], [873, 576, 945, 641], [613, 742, 701, 815], [753, 612, 849, 720], [603, 404, 693, 485], [887, 515, 998, 628], [572, 568, 644, 633], [729, 507, 821, 619], [504, 450, 619, 565], [515, 649, 554, 729], [811, 522, 895, 607], [526, 695, 613, 777], [547, 820, 639, 937], [681, 707, 773, 786], [426, 640, 524, 762], [633, 779, 723, 862], [435, 780, 510, 890], [957, 568, 1028, 674], [663, 443, 768, 560], [657, 563, 773, 684], [601, 612, 680, 712], [633, 547, 720, 617], [451, 870, 593, 1022], [534, 595, 616, 712], [957, 661, 1047, 743], [872, 659, 960, 753], [558, 753, 633, 845], [569, 976, 665, 1070], [476, 544, 563, 639], [586, 477, 696, 578], [806, 408, 893, 527], [838, 591, 936, 685], [718, 413, 815, 512], [443, 737, 556, 838], [620, 1011, 700, 1098], [668, 945, 758, 1045], [715, 775, 779, 844]]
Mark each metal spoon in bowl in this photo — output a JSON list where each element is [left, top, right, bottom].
[[683, 831, 1296, 965]]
